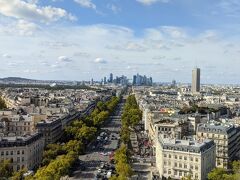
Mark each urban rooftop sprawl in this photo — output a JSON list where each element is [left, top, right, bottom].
[[0, 68, 240, 180]]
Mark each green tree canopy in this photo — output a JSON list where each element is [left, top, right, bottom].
[[0, 97, 7, 109], [11, 168, 27, 180], [93, 111, 109, 126], [208, 161, 240, 180], [42, 144, 66, 166], [63, 140, 84, 154], [34, 152, 77, 180], [0, 160, 12, 178], [113, 144, 133, 179], [77, 124, 97, 142]]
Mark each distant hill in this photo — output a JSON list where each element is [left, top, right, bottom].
[[0, 77, 95, 90], [0, 77, 78, 86], [0, 77, 33, 81]]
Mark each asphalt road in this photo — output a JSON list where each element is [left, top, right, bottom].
[[69, 102, 124, 180]]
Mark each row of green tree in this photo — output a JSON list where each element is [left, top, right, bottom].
[[110, 144, 133, 180], [121, 95, 142, 144], [33, 151, 77, 180], [111, 95, 142, 179], [0, 96, 119, 180], [32, 96, 119, 179]]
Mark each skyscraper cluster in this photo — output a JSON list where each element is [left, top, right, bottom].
[[102, 73, 128, 86], [101, 73, 153, 86], [133, 74, 153, 86]]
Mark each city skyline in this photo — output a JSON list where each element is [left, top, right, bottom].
[[1, 0, 240, 83]]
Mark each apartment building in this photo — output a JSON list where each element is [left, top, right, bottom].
[[156, 135, 216, 180], [31, 96, 49, 107], [196, 123, 240, 168], [0, 133, 44, 171], [187, 114, 201, 134], [0, 114, 35, 136], [154, 118, 189, 139], [16, 96, 31, 106], [147, 112, 188, 143], [36, 118, 63, 145]]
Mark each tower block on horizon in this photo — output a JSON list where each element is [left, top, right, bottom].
[[192, 68, 200, 94]]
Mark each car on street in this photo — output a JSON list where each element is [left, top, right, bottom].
[[107, 171, 112, 178]]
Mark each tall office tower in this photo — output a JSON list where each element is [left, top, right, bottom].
[[109, 73, 113, 83], [104, 77, 107, 84], [116, 76, 120, 84], [192, 68, 200, 94], [171, 79, 176, 87], [133, 75, 137, 85], [149, 77, 153, 86], [136, 74, 142, 86]]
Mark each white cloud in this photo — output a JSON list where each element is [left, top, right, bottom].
[[23, 69, 38, 73], [161, 26, 186, 38], [94, 58, 107, 64], [2, 53, 11, 58], [144, 26, 186, 41], [40, 41, 78, 49], [0, 23, 240, 83], [107, 42, 147, 52], [107, 4, 121, 13], [73, 52, 90, 57], [144, 29, 163, 40], [152, 55, 165, 60], [74, 0, 96, 9], [218, 0, 240, 18], [57, 56, 72, 62], [25, 0, 39, 4], [199, 30, 219, 41], [136, 0, 170, 5], [0, 18, 39, 36], [125, 42, 147, 51], [16, 20, 38, 35], [0, 0, 76, 23]]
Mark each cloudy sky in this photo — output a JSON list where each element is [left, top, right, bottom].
[[0, 0, 240, 83]]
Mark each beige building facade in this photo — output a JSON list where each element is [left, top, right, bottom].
[[0, 114, 35, 136], [156, 135, 216, 180], [196, 123, 240, 168], [0, 133, 44, 171]]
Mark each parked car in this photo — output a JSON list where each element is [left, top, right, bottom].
[[107, 171, 112, 178]]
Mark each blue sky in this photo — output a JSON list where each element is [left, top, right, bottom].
[[0, 0, 240, 84]]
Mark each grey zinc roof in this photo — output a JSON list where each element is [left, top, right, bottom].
[[159, 136, 215, 153], [197, 123, 235, 135], [0, 133, 43, 147]]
